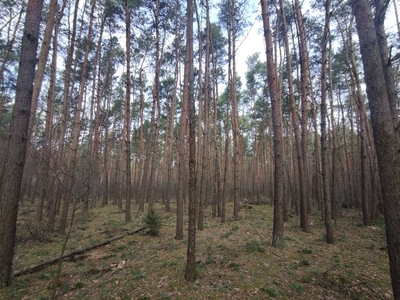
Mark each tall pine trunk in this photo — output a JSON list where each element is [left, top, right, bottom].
[[185, 0, 196, 282], [0, 0, 44, 287], [351, 0, 400, 296], [261, 0, 285, 248], [320, 0, 334, 244]]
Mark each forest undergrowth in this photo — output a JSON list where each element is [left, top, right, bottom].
[[0, 201, 393, 300]]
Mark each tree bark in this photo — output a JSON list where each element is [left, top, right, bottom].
[[294, 0, 311, 217], [0, 0, 44, 287], [185, 0, 196, 282], [165, 1, 180, 213], [279, 0, 309, 232], [374, 0, 399, 129], [351, 0, 400, 297], [124, 0, 132, 222], [59, 0, 95, 234], [261, 0, 284, 249], [198, 0, 211, 229], [28, 0, 58, 142], [175, 13, 189, 241], [320, 0, 334, 244]]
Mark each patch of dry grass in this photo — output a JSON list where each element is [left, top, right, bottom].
[[0, 201, 393, 300]]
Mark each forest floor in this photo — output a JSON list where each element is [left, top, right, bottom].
[[0, 201, 393, 300]]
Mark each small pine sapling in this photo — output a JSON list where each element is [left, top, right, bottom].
[[143, 208, 162, 236]]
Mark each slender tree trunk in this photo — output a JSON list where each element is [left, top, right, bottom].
[[320, 0, 334, 244], [279, 0, 309, 232], [328, 41, 340, 219], [230, 0, 240, 219], [102, 94, 111, 207], [294, 0, 311, 216], [374, 0, 399, 128], [356, 93, 372, 225], [124, 0, 132, 222], [45, 8, 63, 230], [194, 0, 203, 225], [137, 64, 146, 211], [175, 28, 189, 240], [261, 0, 285, 249], [185, 0, 196, 282], [148, 0, 163, 209], [221, 109, 230, 224], [393, 0, 400, 41], [59, 0, 96, 234], [28, 0, 58, 141], [33, 0, 59, 222], [211, 46, 221, 218], [198, 0, 211, 229], [165, 3, 180, 212], [0, 0, 24, 122]]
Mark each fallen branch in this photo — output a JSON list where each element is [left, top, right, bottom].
[[13, 227, 146, 277]]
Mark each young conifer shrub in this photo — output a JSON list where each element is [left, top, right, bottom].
[[143, 208, 162, 236]]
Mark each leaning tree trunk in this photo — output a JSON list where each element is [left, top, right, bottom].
[[59, 0, 95, 234], [28, 0, 58, 142], [351, 0, 400, 297]]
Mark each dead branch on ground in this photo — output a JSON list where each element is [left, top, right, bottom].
[[13, 227, 145, 277]]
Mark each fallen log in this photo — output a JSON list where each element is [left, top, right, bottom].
[[13, 227, 146, 277]]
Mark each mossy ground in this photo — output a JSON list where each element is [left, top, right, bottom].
[[0, 201, 392, 300]]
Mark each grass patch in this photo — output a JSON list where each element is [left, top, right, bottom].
[[221, 225, 239, 238], [300, 248, 312, 254], [300, 258, 310, 266], [289, 282, 303, 294], [261, 287, 280, 297], [228, 262, 240, 271], [242, 240, 266, 253]]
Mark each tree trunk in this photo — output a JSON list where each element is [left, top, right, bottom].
[[321, 0, 334, 244], [148, 0, 163, 209], [294, 0, 311, 217], [175, 24, 189, 240], [211, 46, 221, 218], [124, 0, 132, 222], [261, 0, 284, 249], [185, 0, 196, 282], [44, 12, 61, 230], [165, 2, 180, 212], [279, 0, 309, 232], [351, 0, 400, 296], [198, 0, 211, 229], [28, 0, 58, 142], [0, 0, 24, 122], [374, 0, 399, 129], [59, 0, 96, 234], [0, 0, 44, 287], [230, 0, 240, 219]]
